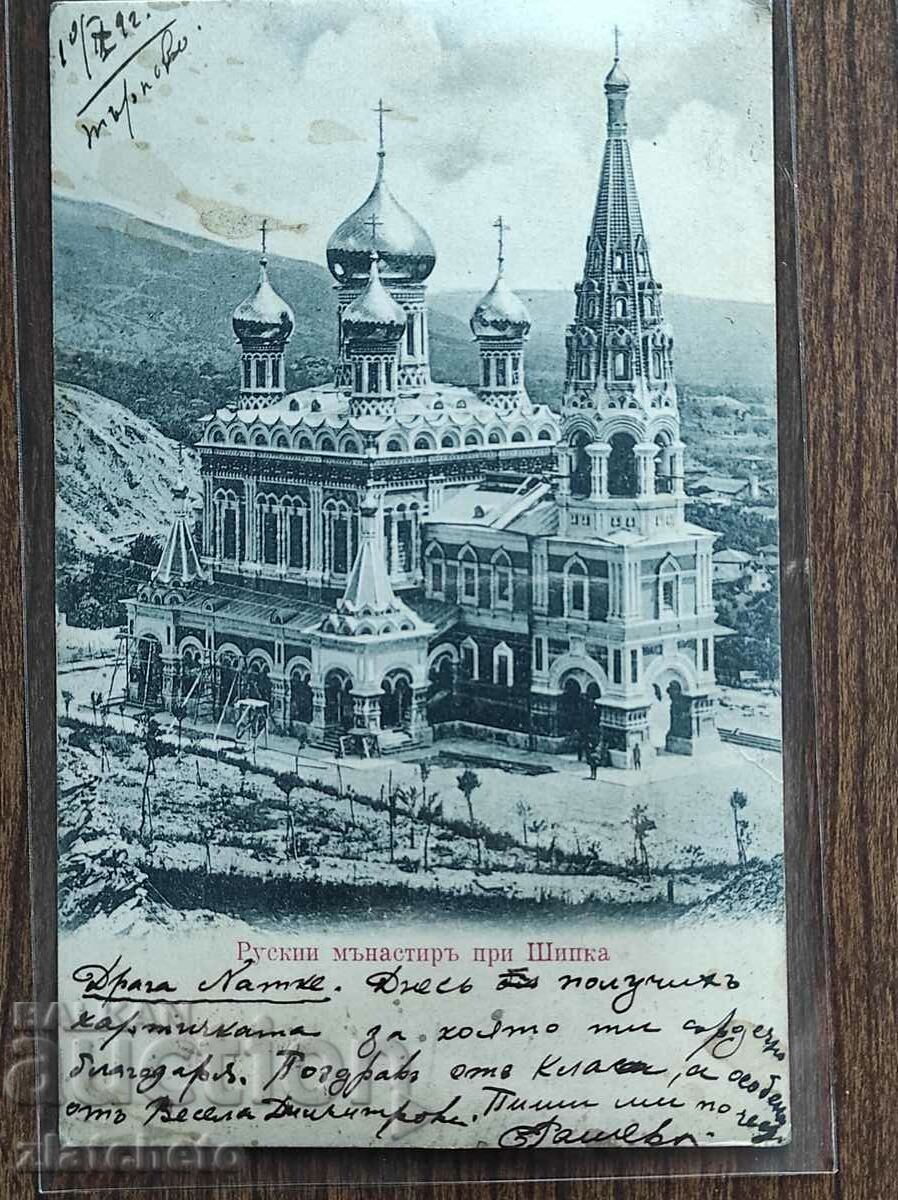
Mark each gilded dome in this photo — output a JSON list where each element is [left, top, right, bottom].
[[342, 254, 407, 341], [471, 272, 532, 340], [232, 259, 294, 344], [604, 58, 630, 90], [327, 157, 436, 285]]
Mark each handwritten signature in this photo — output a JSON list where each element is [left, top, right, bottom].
[[59, 8, 194, 150]]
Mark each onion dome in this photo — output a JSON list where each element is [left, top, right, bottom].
[[342, 254, 407, 341], [471, 272, 531, 340], [232, 255, 294, 345], [605, 29, 630, 90], [326, 122, 436, 284], [470, 217, 531, 339]]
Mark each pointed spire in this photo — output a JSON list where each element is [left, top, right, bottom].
[[153, 456, 206, 587], [320, 490, 432, 638]]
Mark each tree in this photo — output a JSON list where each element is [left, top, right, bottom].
[[457, 769, 482, 867], [61, 689, 74, 719], [274, 771, 302, 861], [729, 789, 750, 867], [420, 793, 442, 871], [171, 701, 188, 755], [630, 804, 657, 880]]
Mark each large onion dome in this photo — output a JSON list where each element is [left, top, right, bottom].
[[342, 253, 407, 341], [471, 271, 531, 340], [327, 154, 436, 285], [232, 257, 294, 344]]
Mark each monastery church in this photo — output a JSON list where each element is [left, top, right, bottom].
[[126, 47, 725, 766]]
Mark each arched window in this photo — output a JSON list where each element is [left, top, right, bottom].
[[614, 297, 628, 319], [415, 435, 433, 451], [481, 358, 491, 387], [325, 502, 356, 576], [290, 664, 313, 724], [496, 357, 507, 387], [255, 358, 266, 389], [570, 431, 592, 499], [458, 547, 478, 606], [258, 496, 279, 566], [652, 349, 664, 377], [488, 430, 502, 445], [406, 314, 416, 356], [460, 636, 479, 681], [464, 431, 482, 446], [253, 431, 267, 447], [286, 499, 308, 569], [491, 550, 513, 610], [538, 428, 553, 442], [441, 433, 458, 449], [613, 250, 625, 271], [564, 557, 589, 618], [493, 641, 514, 688], [387, 438, 403, 453], [271, 358, 281, 389], [608, 432, 638, 498], [511, 430, 526, 443], [613, 350, 631, 380], [425, 544, 445, 598], [319, 436, 335, 453], [242, 360, 251, 389], [367, 360, 379, 394], [354, 363, 363, 393], [658, 559, 681, 617]]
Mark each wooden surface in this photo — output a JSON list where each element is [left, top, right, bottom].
[[2, 0, 897, 1195]]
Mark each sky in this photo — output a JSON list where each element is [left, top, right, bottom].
[[50, 0, 775, 301]]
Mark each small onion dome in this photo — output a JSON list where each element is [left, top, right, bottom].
[[327, 159, 436, 285], [342, 254, 407, 342], [604, 56, 630, 91], [232, 259, 295, 344], [470, 271, 532, 340]]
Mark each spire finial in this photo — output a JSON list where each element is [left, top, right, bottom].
[[493, 215, 508, 276], [614, 24, 621, 63], [373, 98, 393, 159], [259, 217, 268, 265]]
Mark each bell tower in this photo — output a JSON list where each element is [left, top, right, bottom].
[[558, 31, 685, 539]]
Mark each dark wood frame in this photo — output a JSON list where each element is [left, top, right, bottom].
[[3, 0, 869, 1193]]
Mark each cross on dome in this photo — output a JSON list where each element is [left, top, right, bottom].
[[493, 215, 509, 275], [373, 98, 394, 158]]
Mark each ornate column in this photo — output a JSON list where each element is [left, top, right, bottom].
[[408, 686, 432, 744], [635, 443, 658, 497], [588, 442, 612, 501], [310, 684, 327, 742], [161, 656, 178, 711], [269, 674, 288, 733]]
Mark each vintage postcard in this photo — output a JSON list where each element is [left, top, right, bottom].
[[49, 0, 788, 1151]]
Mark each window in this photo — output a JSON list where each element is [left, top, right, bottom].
[[271, 358, 280, 389], [415, 435, 432, 451], [458, 549, 478, 605], [565, 558, 589, 618], [493, 642, 513, 688], [613, 649, 622, 684], [387, 439, 402, 453], [426, 547, 445, 597], [613, 251, 625, 271], [354, 363, 363, 393], [614, 297, 628, 319], [630, 649, 639, 684], [407, 314, 416, 356], [441, 434, 456, 448], [702, 638, 710, 672], [613, 351, 630, 380], [492, 552, 513, 609], [288, 509, 306, 568], [652, 350, 664, 378], [255, 358, 266, 389], [223, 508, 238, 560], [659, 561, 680, 617], [662, 580, 675, 611], [243, 360, 251, 389], [533, 636, 546, 674], [512, 354, 521, 384], [511, 431, 526, 443], [460, 637, 479, 680], [482, 359, 491, 387], [385, 361, 393, 393], [465, 432, 481, 446], [488, 431, 502, 445], [261, 508, 278, 565], [319, 437, 335, 452], [496, 357, 507, 386], [368, 361, 379, 393]]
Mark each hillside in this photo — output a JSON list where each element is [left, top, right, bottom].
[[55, 383, 200, 554], [53, 196, 776, 422]]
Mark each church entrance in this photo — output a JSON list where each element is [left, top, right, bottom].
[[558, 673, 602, 747], [324, 670, 354, 731], [649, 678, 691, 752], [380, 671, 412, 731], [290, 666, 313, 726]]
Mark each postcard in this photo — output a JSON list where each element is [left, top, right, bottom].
[[50, 0, 788, 1150]]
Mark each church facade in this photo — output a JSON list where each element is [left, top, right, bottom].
[[126, 51, 724, 765]]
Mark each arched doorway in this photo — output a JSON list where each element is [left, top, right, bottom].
[[570, 431, 592, 499], [132, 635, 163, 707], [558, 673, 602, 743], [290, 665, 313, 725], [608, 432, 638, 497], [179, 646, 202, 702], [324, 670, 354, 731], [649, 676, 692, 751], [381, 671, 412, 730], [246, 658, 272, 703], [216, 650, 242, 717]]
